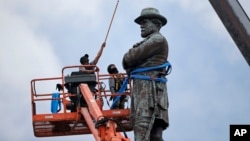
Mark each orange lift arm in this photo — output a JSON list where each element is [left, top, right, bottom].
[[80, 108, 101, 141], [79, 83, 130, 141]]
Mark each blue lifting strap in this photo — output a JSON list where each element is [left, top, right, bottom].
[[51, 92, 61, 113], [111, 61, 172, 109], [111, 78, 129, 109]]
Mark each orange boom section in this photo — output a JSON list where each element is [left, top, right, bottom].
[[30, 65, 132, 140]]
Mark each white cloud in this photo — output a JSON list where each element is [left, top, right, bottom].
[[0, 2, 63, 140]]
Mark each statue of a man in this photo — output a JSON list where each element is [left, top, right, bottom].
[[122, 7, 169, 141]]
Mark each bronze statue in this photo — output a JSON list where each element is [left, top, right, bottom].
[[122, 7, 169, 141]]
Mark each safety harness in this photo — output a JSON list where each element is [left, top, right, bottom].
[[113, 74, 125, 92]]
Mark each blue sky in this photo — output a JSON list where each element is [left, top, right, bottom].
[[0, 0, 250, 141]]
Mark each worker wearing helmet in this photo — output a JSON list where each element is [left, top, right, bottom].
[[122, 7, 169, 141], [107, 64, 127, 109]]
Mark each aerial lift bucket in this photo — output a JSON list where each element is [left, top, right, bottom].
[[31, 77, 92, 137], [31, 65, 132, 140]]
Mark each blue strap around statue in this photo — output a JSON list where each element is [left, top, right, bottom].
[[111, 61, 171, 109], [51, 92, 61, 113], [130, 61, 171, 75]]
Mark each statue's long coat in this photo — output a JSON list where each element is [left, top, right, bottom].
[[122, 32, 169, 130]]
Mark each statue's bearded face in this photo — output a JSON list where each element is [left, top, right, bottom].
[[139, 19, 158, 38]]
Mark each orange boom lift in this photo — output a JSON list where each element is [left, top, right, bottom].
[[31, 65, 132, 141]]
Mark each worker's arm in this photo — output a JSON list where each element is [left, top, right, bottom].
[[92, 42, 106, 65], [79, 66, 95, 74], [80, 69, 95, 74]]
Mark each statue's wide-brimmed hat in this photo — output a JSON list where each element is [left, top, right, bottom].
[[134, 7, 167, 26]]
